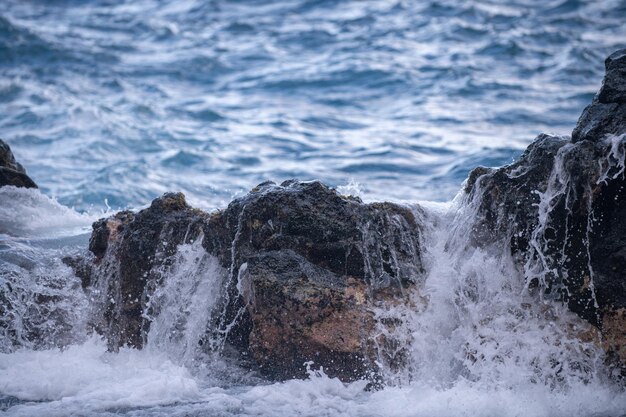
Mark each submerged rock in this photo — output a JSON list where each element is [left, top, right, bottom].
[[465, 48, 626, 372], [0, 139, 37, 189]]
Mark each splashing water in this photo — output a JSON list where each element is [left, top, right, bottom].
[[144, 237, 226, 365], [0, 186, 97, 238], [3, 157, 626, 416], [2, 0, 626, 414]]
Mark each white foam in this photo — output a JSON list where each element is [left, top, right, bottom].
[[0, 186, 101, 238], [2, 339, 626, 417], [0, 337, 204, 416]]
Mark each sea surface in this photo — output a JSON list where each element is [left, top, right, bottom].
[[2, 1, 626, 416], [2, 0, 626, 210]]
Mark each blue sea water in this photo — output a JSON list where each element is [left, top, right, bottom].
[[3, 2, 626, 417], [2, 0, 625, 211]]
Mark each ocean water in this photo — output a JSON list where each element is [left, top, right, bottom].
[[2, 0, 626, 416], [2, 0, 626, 210]]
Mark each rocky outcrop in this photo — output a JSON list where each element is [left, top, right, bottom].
[[572, 50, 626, 143], [465, 48, 626, 372], [0, 139, 37, 189], [63, 48, 626, 382], [77, 193, 207, 350], [75, 180, 424, 381], [204, 180, 424, 380]]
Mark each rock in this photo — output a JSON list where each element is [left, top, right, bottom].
[[465, 133, 569, 251], [572, 49, 626, 143], [598, 50, 626, 105], [204, 180, 424, 381], [241, 251, 375, 380], [83, 192, 207, 349], [465, 49, 626, 373], [602, 308, 626, 366], [0, 139, 37, 188], [77, 180, 424, 382]]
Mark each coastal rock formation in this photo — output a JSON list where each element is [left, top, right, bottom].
[[465, 48, 626, 370], [572, 49, 626, 143], [78, 180, 424, 381], [204, 180, 424, 380], [80, 193, 207, 350], [0, 139, 37, 189], [59, 48, 626, 381]]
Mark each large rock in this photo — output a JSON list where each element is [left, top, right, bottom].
[[203, 180, 424, 380], [572, 49, 626, 143], [80, 192, 207, 349], [0, 139, 37, 188], [77, 180, 424, 382], [466, 48, 626, 371]]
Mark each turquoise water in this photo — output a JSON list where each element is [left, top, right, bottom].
[[2, 0, 625, 210]]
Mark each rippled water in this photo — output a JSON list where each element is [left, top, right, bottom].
[[3, 1, 626, 416], [2, 0, 625, 210]]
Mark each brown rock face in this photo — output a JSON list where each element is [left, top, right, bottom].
[[74, 180, 424, 382], [243, 268, 375, 380], [81, 192, 207, 349], [204, 180, 425, 381], [603, 309, 626, 366]]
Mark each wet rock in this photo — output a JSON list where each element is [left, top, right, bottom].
[[0, 139, 37, 189], [204, 180, 424, 381], [204, 180, 423, 290], [84, 192, 207, 349], [465, 49, 626, 373], [602, 308, 626, 366], [241, 251, 375, 380], [597, 50, 626, 105], [76, 180, 424, 382], [572, 49, 626, 143], [465, 133, 569, 251]]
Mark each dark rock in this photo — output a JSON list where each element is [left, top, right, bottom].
[[204, 180, 423, 290], [571, 102, 626, 144], [75, 180, 424, 382], [465, 133, 569, 251], [572, 49, 626, 143], [0, 139, 37, 188], [0, 140, 26, 173], [89, 211, 135, 261], [598, 49, 626, 104], [465, 49, 626, 372], [204, 180, 424, 381], [85, 192, 207, 349], [61, 255, 95, 290], [467, 136, 619, 322]]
